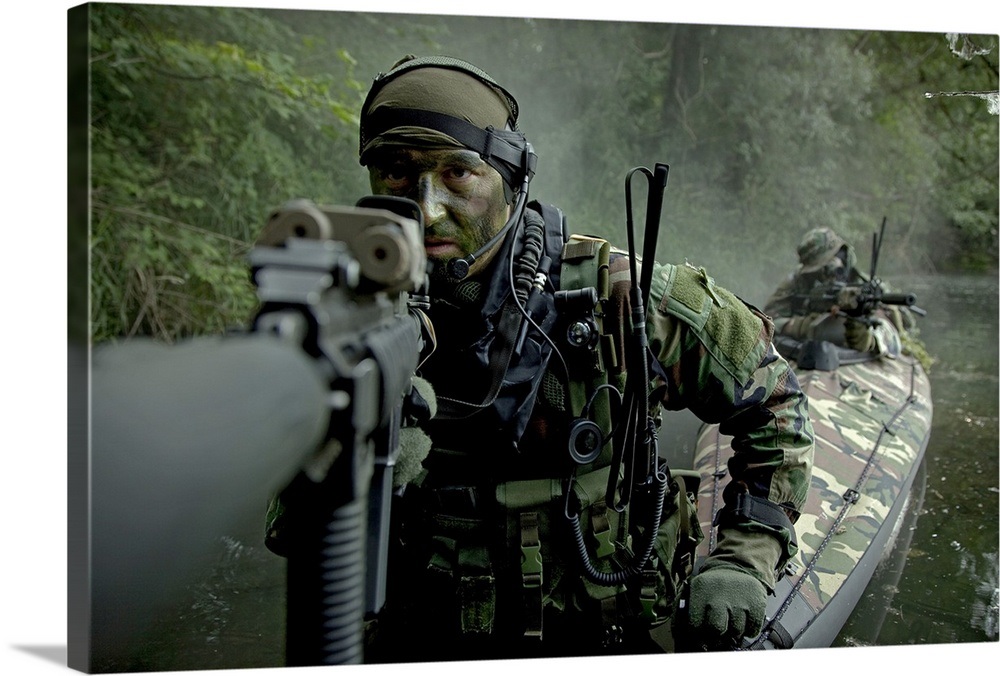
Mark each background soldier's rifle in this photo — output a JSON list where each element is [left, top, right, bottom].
[[793, 217, 926, 325], [88, 196, 430, 668]]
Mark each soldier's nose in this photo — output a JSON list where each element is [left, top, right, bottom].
[[415, 175, 447, 225]]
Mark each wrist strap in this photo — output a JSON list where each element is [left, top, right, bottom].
[[713, 491, 797, 551]]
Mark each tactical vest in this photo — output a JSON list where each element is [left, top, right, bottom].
[[384, 210, 704, 657]]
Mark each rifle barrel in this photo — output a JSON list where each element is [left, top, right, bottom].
[[879, 292, 917, 307], [90, 334, 329, 658]]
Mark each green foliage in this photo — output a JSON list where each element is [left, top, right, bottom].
[[88, 3, 365, 342], [90, 207, 258, 342], [861, 30, 999, 273], [901, 328, 936, 375], [85, 7, 998, 341]]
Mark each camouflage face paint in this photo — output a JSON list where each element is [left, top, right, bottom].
[[368, 147, 510, 280]]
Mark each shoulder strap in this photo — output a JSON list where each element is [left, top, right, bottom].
[[528, 200, 568, 281], [554, 234, 626, 470], [558, 234, 612, 415]]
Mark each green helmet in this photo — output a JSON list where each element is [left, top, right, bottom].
[[796, 227, 851, 273]]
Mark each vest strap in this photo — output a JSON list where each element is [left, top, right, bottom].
[[519, 511, 543, 640]]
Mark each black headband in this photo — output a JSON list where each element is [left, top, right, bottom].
[[360, 107, 535, 198]]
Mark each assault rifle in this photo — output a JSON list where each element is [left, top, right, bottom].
[[85, 196, 430, 668], [795, 282, 921, 324], [253, 196, 431, 665], [792, 217, 926, 325]]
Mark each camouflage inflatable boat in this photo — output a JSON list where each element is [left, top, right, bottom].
[[691, 335, 933, 649]]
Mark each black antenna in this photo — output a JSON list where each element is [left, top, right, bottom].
[[564, 162, 672, 589], [639, 164, 670, 311], [606, 163, 670, 512], [870, 216, 887, 281]]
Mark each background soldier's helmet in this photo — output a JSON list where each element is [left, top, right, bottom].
[[796, 227, 850, 273]]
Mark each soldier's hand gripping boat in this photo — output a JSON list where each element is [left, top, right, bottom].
[[691, 333, 933, 649]]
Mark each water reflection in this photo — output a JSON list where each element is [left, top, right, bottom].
[[837, 274, 999, 647], [96, 524, 286, 672]]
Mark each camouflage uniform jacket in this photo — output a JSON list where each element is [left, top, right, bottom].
[[416, 245, 814, 596], [625, 255, 814, 589]]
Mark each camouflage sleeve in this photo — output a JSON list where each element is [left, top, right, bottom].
[[644, 261, 815, 589], [772, 312, 827, 340], [762, 275, 797, 318], [765, 274, 828, 340]]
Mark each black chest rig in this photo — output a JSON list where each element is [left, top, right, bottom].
[[387, 204, 704, 652], [419, 201, 567, 477]]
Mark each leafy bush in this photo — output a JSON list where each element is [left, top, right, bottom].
[[88, 3, 364, 342], [83, 7, 997, 342]]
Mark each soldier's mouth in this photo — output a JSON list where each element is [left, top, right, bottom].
[[424, 239, 460, 257]]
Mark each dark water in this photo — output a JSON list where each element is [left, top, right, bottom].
[[96, 520, 287, 673], [99, 274, 999, 672], [834, 273, 1000, 648]]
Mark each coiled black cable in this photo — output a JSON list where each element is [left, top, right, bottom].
[[564, 466, 670, 586], [513, 208, 546, 305]]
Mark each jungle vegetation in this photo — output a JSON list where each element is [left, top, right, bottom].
[[74, 3, 999, 343]]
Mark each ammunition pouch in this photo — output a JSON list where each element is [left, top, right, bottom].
[[389, 459, 703, 651], [399, 482, 499, 639], [647, 470, 704, 624], [496, 465, 704, 646]]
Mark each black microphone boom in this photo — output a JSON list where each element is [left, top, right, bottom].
[[446, 203, 521, 280], [446, 142, 535, 281]]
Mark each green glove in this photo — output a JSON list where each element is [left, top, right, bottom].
[[680, 566, 767, 650], [394, 426, 432, 487], [393, 375, 437, 487], [844, 317, 874, 352]]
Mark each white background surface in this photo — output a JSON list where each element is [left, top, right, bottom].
[[3, 1, 997, 675]]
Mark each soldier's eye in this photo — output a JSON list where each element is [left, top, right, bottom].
[[382, 165, 410, 185]]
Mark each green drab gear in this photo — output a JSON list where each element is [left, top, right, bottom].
[[520, 512, 543, 639], [651, 262, 766, 383], [458, 544, 495, 635], [385, 232, 708, 647], [556, 234, 616, 465]]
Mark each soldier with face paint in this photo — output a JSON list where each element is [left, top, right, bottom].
[[272, 55, 815, 660]]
